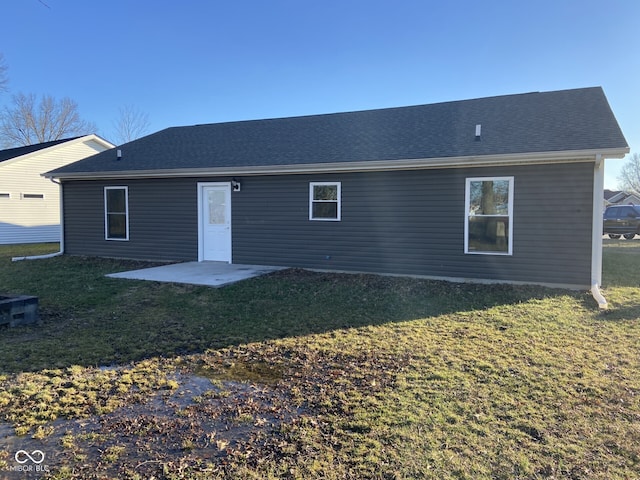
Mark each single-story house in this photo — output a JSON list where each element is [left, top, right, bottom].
[[0, 135, 114, 244], [45, 87, 628, 300]]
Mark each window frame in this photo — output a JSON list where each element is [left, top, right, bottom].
[[464, 176, 514, 256], [309, 182, 342, 221], [104, 186, 130, 241], [21, 193, 45, 199]]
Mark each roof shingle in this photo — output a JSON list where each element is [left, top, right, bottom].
[[47, 87, 628, 177]]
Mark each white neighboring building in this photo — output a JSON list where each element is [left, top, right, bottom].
[[0, 135, 114, 244]]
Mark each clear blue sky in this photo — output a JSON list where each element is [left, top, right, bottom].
[[1, 0, 638, 189]]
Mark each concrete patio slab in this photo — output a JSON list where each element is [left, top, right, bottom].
[[106, 262, 287, 287]]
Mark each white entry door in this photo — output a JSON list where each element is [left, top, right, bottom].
[[199, 183, 231, 262]]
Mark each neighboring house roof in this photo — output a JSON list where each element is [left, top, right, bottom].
[[612, 194, 640, 205], [46, 87, 629, 180], [0, 137, 82, 163], [604, 190, 640, 206], [622, 194, 640, 205], [0, 135, 114, 165], [604, 189, 623, 202]]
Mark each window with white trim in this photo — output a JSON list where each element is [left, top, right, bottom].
[[309, 182, 341, 221], [104, 186, 129, 240], [465, 177, 513, 255]]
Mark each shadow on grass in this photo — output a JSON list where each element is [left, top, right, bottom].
[[0, 251, 595, 374]]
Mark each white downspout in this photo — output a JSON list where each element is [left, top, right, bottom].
[[12, 178, 65, 262], [591, 154, 607, 309]]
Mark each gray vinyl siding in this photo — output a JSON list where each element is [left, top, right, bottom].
[[233, 164, 593, 287], [63, 179, 200, 261], [61, 162, 594, 287]]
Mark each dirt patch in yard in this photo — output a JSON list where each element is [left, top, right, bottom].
[[0, 370, 301, 479], [0, 342, 408, 479]]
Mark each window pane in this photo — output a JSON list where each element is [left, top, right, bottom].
[[207, 190, 226, 225], [312, 202, 338, 219], [106, 189, 126, 213], [107, 213, 127, 239], [468, 216, 509, 253], [313, 185, 337, 201], [469, 180, 510, 215]]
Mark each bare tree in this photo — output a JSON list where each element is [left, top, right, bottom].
[[618, 153, 640, 195], [0, 53, 8, 94], [111, 105, 150, 145], [0, 93, 97, 147]]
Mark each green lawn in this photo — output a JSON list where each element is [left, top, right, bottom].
[[0, 242, 639, 479]]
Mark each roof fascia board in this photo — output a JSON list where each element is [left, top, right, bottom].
[[46, 147, 630, 180], [83, 134, 116, 150], [1, 134, 115, 168]]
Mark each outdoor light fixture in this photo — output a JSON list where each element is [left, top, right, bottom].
[[231, 178, 241, 192]]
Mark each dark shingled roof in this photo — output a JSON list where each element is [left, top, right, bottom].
[[0, 137, 81, 163], [47, 87, 628, 177]]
